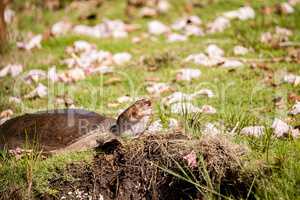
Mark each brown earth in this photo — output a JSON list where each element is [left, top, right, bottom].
[[39, 133, 256, 200]]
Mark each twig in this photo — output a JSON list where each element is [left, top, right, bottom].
[[229, 121, 240, 135], [246, 176, 257, 200], [279, 42, 300, 47], [226, 57, 287, 63]]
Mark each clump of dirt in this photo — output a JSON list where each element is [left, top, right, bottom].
[[43, 133, 256, 200]]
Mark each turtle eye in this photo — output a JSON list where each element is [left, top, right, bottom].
[[110, 124, 119, 135]]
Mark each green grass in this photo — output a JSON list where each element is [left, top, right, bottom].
[[0, 149, 92, 197], [0, 0, 300, 199]]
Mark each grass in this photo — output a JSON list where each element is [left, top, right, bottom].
[[0, 149, 92, 198], [0, 0, 300, 199]]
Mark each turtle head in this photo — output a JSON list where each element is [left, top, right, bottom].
[[110, 99, 152, 136]]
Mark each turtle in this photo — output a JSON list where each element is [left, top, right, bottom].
[[0, 99, 152, 153]]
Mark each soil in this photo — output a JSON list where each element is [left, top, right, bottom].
[[40, 133, 256, 200]]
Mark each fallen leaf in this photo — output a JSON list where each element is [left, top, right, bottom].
[[241, 126, 265, 137], [24, 69, 46, 84], [260, 26, 292, 46], [250, 62, 270, 71], [148, 20, 169, 35], [183, 151, 197, 168], [171, 17, 189, 30], [157, 0, 170, 13], [287, 48, 300, 63], [132, 36, 142, 43], [64, 45, 113, 69], [185, 25, 204, 36], [55, 96, 75, 108], [51, 21, 72, 36], [168, 118, 179, 129], [0, 66, 10, 77], [275, 26, 293, 37], [73, 25, 101, 38], [206, 44, 224, 58], [167, 33, 187, 42], [277, 2, 294, 14], [291, 128, 300, 138], [8, 147, 33, 160], [289, 102, 300, 115], [170, 102, 201, 114], [86, 66, 113, 75], [233, 45, 249, 55], [202, 123, 220, 136], [272, 118, 290, 138], [288, 93, 300, 102], [223, 6, 255, 20], [0, 64, 23, 78], [164, 89, 213, 105], [238, 6, 256, 20], [9, 96, 22, 104], [140, 7, 157, 17], [73, 19, 131, 39], [146, 82, 171, 96], [25, 83, 48, 99], [147, 120, 163, 133], [207, 17, 230, 33], [288, 0, 300, 6], [176, 68, 201, 82], [221, 59, 244, 68], [199, 105, 217, 114], [113, 52, 132, 65], [17, 34, 43, 51], [73, 40, 95, 53], [171, 15, 202, 31], [185, 53, 223, 67], [58, 73, 71, 83], [260, 32, 273, 44], [283, 73, 300, 86], [164, 92, 193, 105], [273, 96, 285, 109], [67, 68, 86, 81]]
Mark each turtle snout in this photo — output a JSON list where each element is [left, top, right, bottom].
[[144, 99, 151, 106]]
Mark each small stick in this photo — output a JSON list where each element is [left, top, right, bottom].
[[229, 121, 240, 135], [279, 42, 300, 47]]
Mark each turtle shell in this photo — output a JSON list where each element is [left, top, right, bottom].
[[0, 109, 116, 152]]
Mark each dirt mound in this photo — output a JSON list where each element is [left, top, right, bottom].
[[43, 133, 255, 200]]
